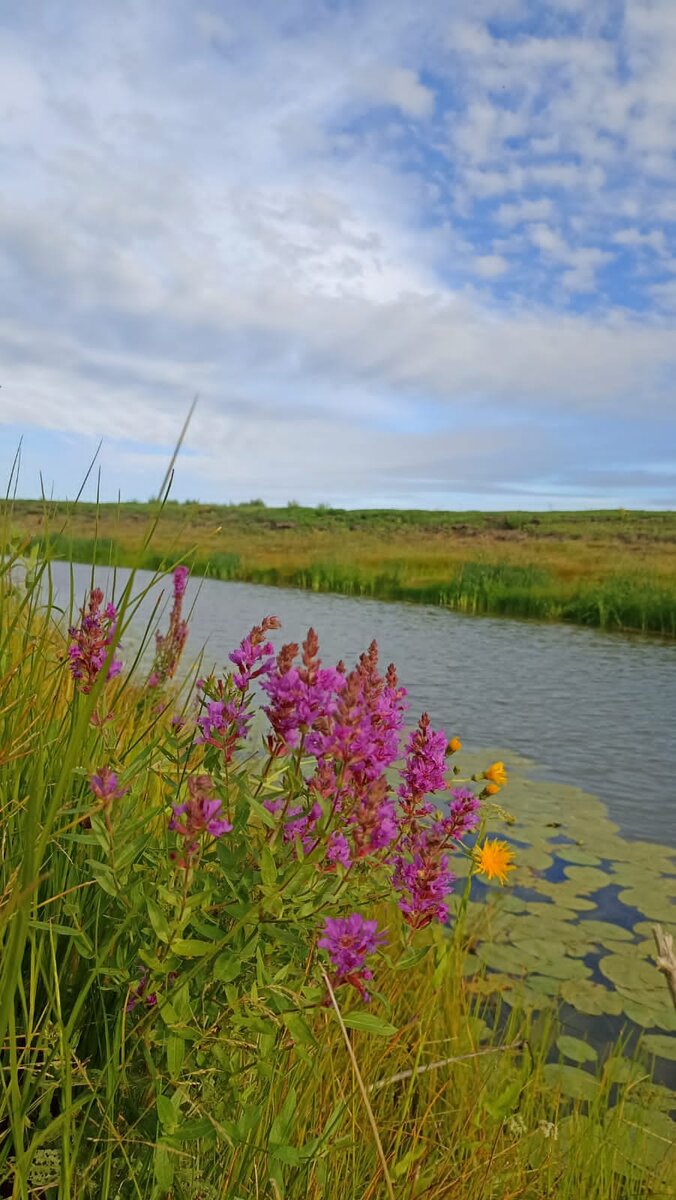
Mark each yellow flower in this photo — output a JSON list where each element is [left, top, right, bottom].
[[484, 761, 507, 786], [447, 736, 462, 753], [473, 838, 515, 885], [484, 782, 500, 796]]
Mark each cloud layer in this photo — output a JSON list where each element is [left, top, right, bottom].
[[0, 0, 674, 507]]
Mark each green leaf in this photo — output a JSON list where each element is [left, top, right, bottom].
[[393, 945, 431, 971], [598, 953, 663, 993], [259, 844, 277, 887], [172, 938, 213, 957], [341, 1012, 398, 1037], [557, 1036, 597, 1065], [214, 954, 242, 983], [560, 979, 622, 1016], [153, 1142, 174, 1190], [168, 1118, 215, 1143], [604, 1056, 645, 1084], [86, 859, 117, 897], [146, 898, 171, 943], [641, 1033, 676, 1061], [166, 1034, 185, 1077], [156, 1094, 177, 1132], [542, 1063, 598, 1101]]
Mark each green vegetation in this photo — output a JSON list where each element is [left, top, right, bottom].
[[0, 530, 674, 1198], [7, 500, 676, 635]]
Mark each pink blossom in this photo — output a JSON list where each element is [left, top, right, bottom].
[[68, 589, 122, 693], [319, 913, 386, 1000], [169, 774, 232, 857]]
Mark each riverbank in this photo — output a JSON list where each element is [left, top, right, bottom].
[[7, 500, 676, 635]]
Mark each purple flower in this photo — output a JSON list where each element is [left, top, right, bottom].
[[392, 846, 455, 929], [169, 774, 232, 857], [441, 787, 481, 840], [319, 913, 386, 1000], [228, 616, 280, 691], [262, 628, 345, 748], [68, 588, 122, 693], [147, 567, 190, 689], [398, 714, 448, 814], [326, 831, 352, 869], [126, 970, 157, 1012], [89, 767, 127, 804]]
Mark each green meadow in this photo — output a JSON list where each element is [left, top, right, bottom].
[[0, 523, 674, 1199], [7, 500, 676, 636]]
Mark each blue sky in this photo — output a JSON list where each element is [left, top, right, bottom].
[[0, 0, 674, 509]]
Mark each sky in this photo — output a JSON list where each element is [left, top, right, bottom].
[[0, 0, 675, 510]]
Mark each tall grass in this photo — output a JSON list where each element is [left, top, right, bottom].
[[0, 539, 672, 1198]]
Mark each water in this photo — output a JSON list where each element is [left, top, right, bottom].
[[51, 561, 676, 845]]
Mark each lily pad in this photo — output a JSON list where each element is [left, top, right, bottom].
[[605, 1103, 675, 1173], [576, 919, 633, 944], [622, 997, 671, 1029], [599, 953, 666, 993], [618, 888, 675, 922], [560, 979, 622, 1016], [542, 1063, 598, 1101], [562, 865, 612, 892], [604, 1056, 646, 1084], [528, 975, 562, 996], [476, 943, 538, 974], [554, 846, 601, 867], [641, 1033, 676, 1062], [557, 1035, 597, 1065]]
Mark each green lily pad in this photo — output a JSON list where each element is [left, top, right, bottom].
[[576, 919, 633, 944], [605, 1103, 675, 1173], [618, 888, 675, 922], [513, 846, 554, 872], [604, 1056, 646, 1084], [633, 920, 675, 942], [476, 943, 536, 974], [560, 979, 623, 1016], [501, 983, 557, 1011], [641, 1034, 676, 1061], [563, 866, 612, 893], [622, 997, 671, 1029], [526, 882, 598, 910], [528, 975, 562, 996], [542, 1063, 598, 1101], [557, 1035, 597, 1064], [599, 953, 666, 993], [555, 846, 602, 867]]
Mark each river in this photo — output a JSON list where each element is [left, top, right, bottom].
[[50, 561, 675, 846]]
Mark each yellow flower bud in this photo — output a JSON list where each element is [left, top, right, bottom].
[[485, 782, 500, 795], [447, 736, 462, 754]]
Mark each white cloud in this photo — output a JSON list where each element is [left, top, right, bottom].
[[472, 254, 508, 278], [0, 0, 674, 507], [357, 66, 435, 118]]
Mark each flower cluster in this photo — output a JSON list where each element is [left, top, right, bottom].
[[169, 774, 232, 860], [197, 616, 281, 761], [147, 566, 189, 688], [318, 913, 386, 1001], [262, 628, 345, 749], [68, 588, 122, 693], [89, 768, 127, 807]]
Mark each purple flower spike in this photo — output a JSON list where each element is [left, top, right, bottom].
[[169, 774, 232, 858], [68, 588, 122, 693], [89, 767, 127, 805], [146, 567, 190, 689], [319, 913, 386, 1000]]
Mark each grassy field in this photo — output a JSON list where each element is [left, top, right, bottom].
[[0, 545, 673, 1198], [7, 499, 676, 635]]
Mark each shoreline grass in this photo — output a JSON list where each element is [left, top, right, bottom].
[[0, 539, 673, 1198], [6, 500, 676, 636]]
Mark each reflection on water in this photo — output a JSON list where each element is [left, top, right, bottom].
[[50, 562, 676, 844]]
